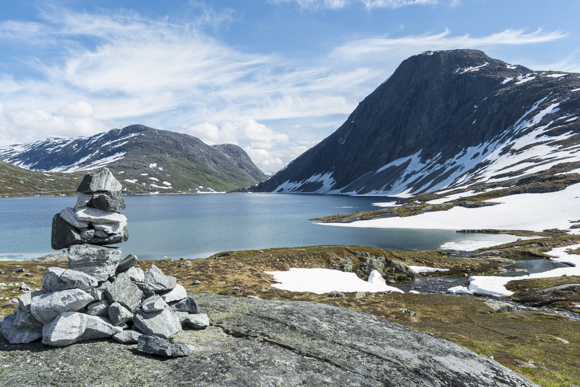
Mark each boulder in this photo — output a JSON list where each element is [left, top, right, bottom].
[[13, 308, 43, 328], [18, 290, 43, 313], [113, 330, 142, 344], [108, 302, 134, 326], [52, 214, 128, 248], [144, 265, 176, 293], [68, 244, 121, 282], [160, 284, 187, 303], [133, 308, 181, 339], [125, 266, 145, 283], [0, 314, 42, 344], [81, 315, 123, 341], [58, 270, 99, 292], [116, 254, 138, 275], [76, 168, 122, 194], [104, 272, 143, 312], [41, 267, 66, 293], [137, 335, 191, 358], [31, 289, 94, 325], [141, 295, 168, 313], [86, 300, 110, 317], [90, 281, 111, 302], [89, 191, 126, 212], [170, 295, 200, 315], [183, 313, 209, 330], [485, 300, 517, 313]]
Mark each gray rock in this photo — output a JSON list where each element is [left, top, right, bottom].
[[31, 288, 94, 324], [125, 266, 144, 283], [42, 312, 123, 347], [76, 192, 93, 208], [76, 168, 122, 194], [0, 314, 42, 344], [172, 311, 189, 323], [183, 313, 209, 330], [59, 207, 89, 229], [170, 295, 199, 314], [485, 300, 517, 313], [112, 330, 142, 344], [144, 265, 176, 293], [160, 284, 186, 303], [81, 315, 123, 341], [51, 214, 128, 249], [58, 270, 99, 292], [134, 282, 156, 299], [89, 191, 126, 212], [0, 293, 537, 386], [87, 300, 110, 317], [133, 308, 181, 339], [41, 267, 66, 293], [116, 254, 138, 275], [137, 335, 191, 357], [68, 244, 121, 282], [104, 272, 143, 312], [17, 290, 43, 313], [13, 308, 42, 328], [42, 312, 86, 346], [89, 281, 111, 302], [108, 302, 134, 326], [141, 295, 168, 313]]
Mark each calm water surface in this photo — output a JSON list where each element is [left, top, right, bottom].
[[0, 193, 518, 260]]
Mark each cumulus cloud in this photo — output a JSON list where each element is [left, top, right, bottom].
[[185, 119, 290, 171]]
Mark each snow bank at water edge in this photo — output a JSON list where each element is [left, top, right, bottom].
[[468, 244, 580, 297]]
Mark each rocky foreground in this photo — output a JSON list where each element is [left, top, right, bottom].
[[0, 293, 537, 386]]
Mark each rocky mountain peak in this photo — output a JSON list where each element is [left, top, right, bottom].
[[256, 49, 580, 195]]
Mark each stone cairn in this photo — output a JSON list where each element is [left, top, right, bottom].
[[0, 168, 207, 357]]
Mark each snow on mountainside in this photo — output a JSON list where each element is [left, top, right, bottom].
[[0, 125, 266, 194], [255, 49, 580, 196]]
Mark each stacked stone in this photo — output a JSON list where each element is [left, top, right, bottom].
[[1, 168, 208, 357]]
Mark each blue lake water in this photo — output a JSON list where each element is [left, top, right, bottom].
[[0, 193, 518, 260]]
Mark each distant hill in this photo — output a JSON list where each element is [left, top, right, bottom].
[[255, 49, 580, 195], [0, 125, 267, 195]]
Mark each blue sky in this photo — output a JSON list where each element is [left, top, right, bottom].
[[0, 0, 579, 172]]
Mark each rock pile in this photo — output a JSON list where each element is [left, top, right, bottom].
[[0, 168, 207, 357]]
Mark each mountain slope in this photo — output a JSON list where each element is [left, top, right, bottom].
[[0, 125, 266, 194], [255, 49, 580, 195]]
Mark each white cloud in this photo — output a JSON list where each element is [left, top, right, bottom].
[[58, 101, 95, 118]]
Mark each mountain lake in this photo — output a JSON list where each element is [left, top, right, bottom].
[[0, 193, 527, 261]]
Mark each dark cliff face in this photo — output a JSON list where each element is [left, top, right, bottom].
[[256, 49, 580, 195], [0, 125, 267, 193]]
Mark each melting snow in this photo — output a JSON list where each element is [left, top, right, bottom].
[[266, 268, 403, 294]]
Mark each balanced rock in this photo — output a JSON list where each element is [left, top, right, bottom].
[[76, 168, 122, 194], [68, 244, 121, 282], [133, 308, 181, 339], [137, 335, 191, 358], [31, 288, 94, 325]]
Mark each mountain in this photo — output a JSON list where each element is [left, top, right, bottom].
[[0, 125, 266, 194], [255, 49, 580, 195]]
